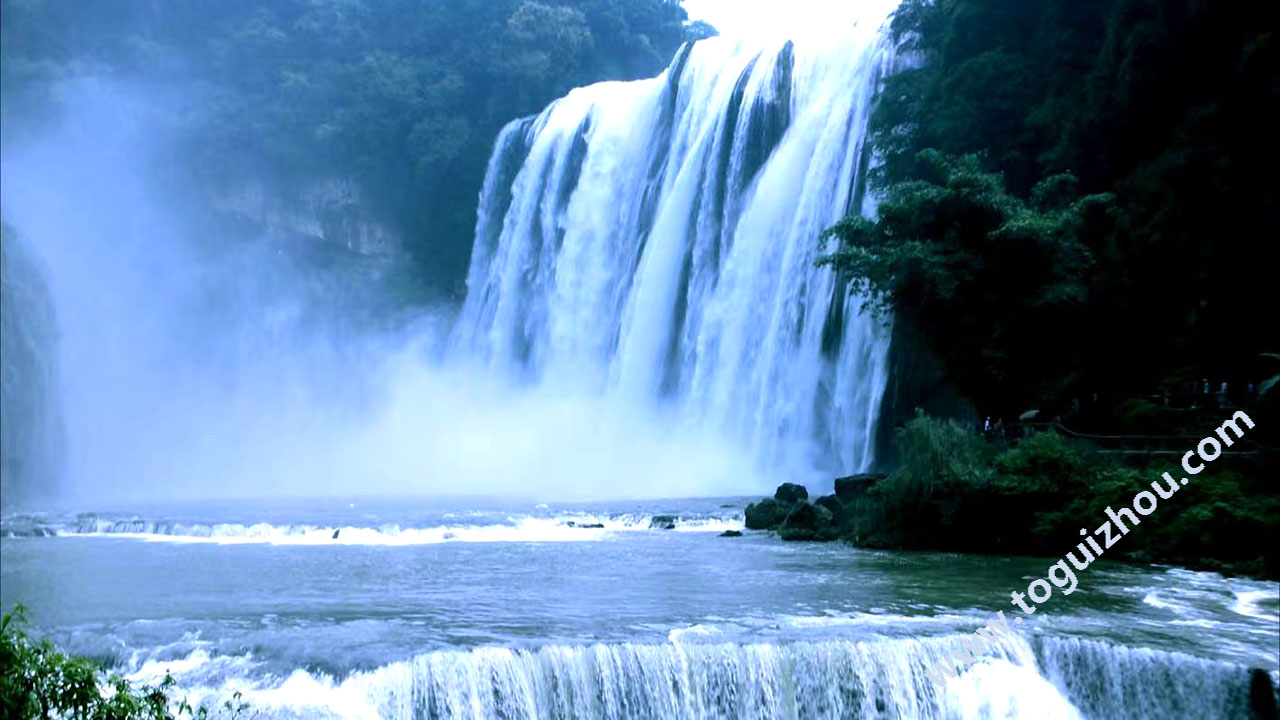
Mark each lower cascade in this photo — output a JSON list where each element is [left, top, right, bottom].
[[187, 635, 1263, 720], [450, 2, 903, 479]]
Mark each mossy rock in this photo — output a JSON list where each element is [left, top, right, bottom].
[[813, 494, 845, 521], [778, 503, 840, 542], [834, 474, 884, 504], [774, 482, 809, 504], [744, 498, 789, 530]]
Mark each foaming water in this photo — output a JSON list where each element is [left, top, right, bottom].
[[5, 504, 1276, 719], [132, 635, 1046, 720], [1233, 590, 1280, 623], [452, 3, 901, 483], [119, 634, 1269, 720], [2, 510, 744, 545], [1035, 636, 1258, 720], [3, 1, 902, 508]]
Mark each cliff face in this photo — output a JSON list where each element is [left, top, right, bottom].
[[0, 223, 64, 508], [872, 319, 977, 470], [212, 178, 403, 257]]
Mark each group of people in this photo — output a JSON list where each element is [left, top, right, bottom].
[[982, 417, 1006, 440], [1177, 379, 1258, 410]]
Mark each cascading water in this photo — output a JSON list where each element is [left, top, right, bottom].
[[0, 225, 64, 507], [4, 5, 1276, 720], [452, 1, 901, 479], [136, 633, 1264, 719]]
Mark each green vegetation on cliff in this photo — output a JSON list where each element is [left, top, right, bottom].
[[1, 0, 697, 295], [860, 413, 1277, 578], [825, 0, 1279, 424], [815, 0, 1279, 572], [750, 414, 1279, 578]]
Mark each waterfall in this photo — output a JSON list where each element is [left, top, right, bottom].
[[0, 223, 64, 507], [1034, 636, 1266, 720], [452, 3, 900, 479], [189, 635, 1264, 719]]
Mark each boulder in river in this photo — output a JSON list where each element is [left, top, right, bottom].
[[1248, 667, 1278, 720], [774, 483, 809, 504], [778, 503, 839, 542], [649, 515, 677, 530], [813, 493, 844, 519], [744, 498, 789, 530], [834, 474, 885, 504], [719, 530, 743, 537]]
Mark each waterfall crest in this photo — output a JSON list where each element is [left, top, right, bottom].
[[452, 5, 900, 478], [201, 635, 1260, 719]]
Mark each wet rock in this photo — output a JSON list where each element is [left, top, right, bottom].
[[834, 474, 885, 504], [75, 512, 99, 533], [649, 515, 677, 530], [778, 503, 839, 542], [814, 494, 844, 518], [0, 522, 55, 538], [332, 529, 340, 539], [774, 483, 809, 504], [744, 498, 788, 530], [577, 523, 605, 529], [719, 530, 743, 537], [1249, 667, 1278, 720]]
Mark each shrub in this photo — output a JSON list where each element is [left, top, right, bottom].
[[0, 606, 247, 720]]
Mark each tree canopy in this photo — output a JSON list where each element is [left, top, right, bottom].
[[827, 0, 1279, 424], [1, 0, 696, 295]]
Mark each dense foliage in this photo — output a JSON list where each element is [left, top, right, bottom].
[[826, 0, 1279, 425], [843, 413, 1279, 578], [0, 606, 246, 719], [1, 0, 696, 295]]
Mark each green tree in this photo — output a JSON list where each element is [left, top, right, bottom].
[[824, 151, 1109, 415], [1, 606, 248, 719], [829, 0, 1278, 427]]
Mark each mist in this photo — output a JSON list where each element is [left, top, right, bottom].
[[0, 78, 768, 507]]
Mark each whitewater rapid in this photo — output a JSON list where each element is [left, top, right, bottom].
[[119, 632, 1266, 720], [1, 510, 744, 545]]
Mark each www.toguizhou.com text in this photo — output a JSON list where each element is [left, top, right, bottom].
[[923, 410, 1259, 687]]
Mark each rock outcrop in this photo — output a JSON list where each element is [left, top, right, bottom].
[[834, 474, 885, 504], [774, 482, 809, 504], [744, 483, 845, 542], [649, 515, 677, 530], [744, 498, 791, 529], [778, 503, 841, 542]]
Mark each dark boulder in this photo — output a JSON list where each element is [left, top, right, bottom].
[[834, 474, 885, 504], [778, 503, 839, 542], [719, 530, 743, 537], [649, 515, 677, 530], [814, 493, 844, 514], [814, 489, 844, 525], [1249, 667, 1278, 720], [744, 498, 789, 530], [578, 523, 605, 529], [774, 483, 809, 504]]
